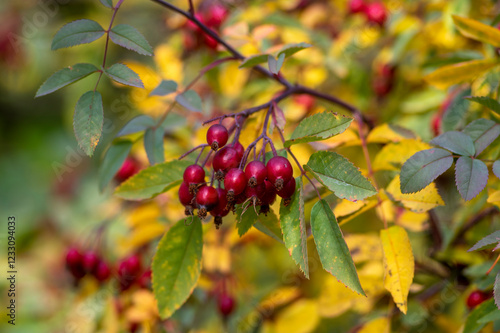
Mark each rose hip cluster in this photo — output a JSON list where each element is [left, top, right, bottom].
[[179, 124, 296, 229], [183, 2, 228, 50], [65, 248, 151, 291], [349, 0, 388, 26]]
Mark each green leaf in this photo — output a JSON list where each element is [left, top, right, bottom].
[[51, 19, 105, 50], [466, 96, 500, 115], [35, 63, 99, 97], [150, 80, 178, 96], [463, 118, 500, 156], [268, 54, 284, 74], [277, 42, 312, 58], [100, 0, 113, 8], [493, 160, 500, 179], [469, 230, 500, 252], [144, 127, 165, 165], [400, 148, 453, 194], [104, 63, 144, 88], [254, 218, 283, 243], [152, 217, 203, 319], [279, 177, 309, 278], [239, 54, 269, 68], [311, 199, 365, 295], [305, 151, 377, 201], [114, 160, 191, 200], [98, 140, 133, 191], [285, 112, 353, 147], [175, 90, 202, 112], [477, 308, 500, 323], [109, 24, 154, 56], [464, 298, 497, 333], [425, 59, 499, 90], [237, 207, 279, 238], [455, 156, 488, 201], [73, 91, 104, 157], [452, 15, 500, 48], [430, 131, 475, 156], [495, 273, 500, 311], [443, 89, 471, 132], [116, 115, 156, 137]]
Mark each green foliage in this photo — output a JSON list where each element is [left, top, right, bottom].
[[104, 63, 144, 88], [464, 299, 497, 333], [175, 90, 203, 112], [431, 131, 475, 156], [455, 156, 488, 201], [35, 63, 99, 97], [116, 115, 156, 136], [98, 139, 133, 191], [467, 96, 500, 116], [109, 24, 154, 56], [469, 230, 500, 252], [150, 80, 178, 96], [99, 0, 113, 8], [144, 127, 165, 165], [51, 19, 105, 50], [73, 91, 104, 156], [463, 119, 500, 156]]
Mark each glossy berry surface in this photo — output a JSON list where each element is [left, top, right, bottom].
[[224, 168, 247, 199], [213, 147, 240, 176], [207, 124, 229, 151], [94, 260, 111, 282], [183, 164, 205, 184], [218, 294, 236, 317], [266, 156, 293, 191], [115, 157, 139, 183], [277, 177, 296, 199], [232, 141, 245, 161], [179, 181, 195, 207], [365, 2, 387, 26], [196, 186, 219, 218], [82, 251, 99, 273], [466, 290, 490, 309], [245, 161, 267, 187], [211, 188, 230, 217]]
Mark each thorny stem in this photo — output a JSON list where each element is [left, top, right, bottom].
[[94, 0, 125, 92]]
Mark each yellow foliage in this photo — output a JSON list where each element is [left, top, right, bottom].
[[259, 287, 301, 310], [274, 299, 319, 333], [425, 59, 499, 90], [334, 199, 366, 217], [154, 43, 184, 83], [358, 317, 390, 333], [367, 124, 418, 143], [125, 290, 159, 323], [345, 233, 383, 263], [397, 209, 428, 232], [219, 62, 250, 98], [386, 176, 444, 213], [373, 139, 431, 171], [380, 225, 415, 314], [128, 202, 161, 228]]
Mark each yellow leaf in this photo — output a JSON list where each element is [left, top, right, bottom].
[[397, 210, 428, 232], [452, 15, 500, 47], [125, 290, 158, 323], [202, 244, 231, 274], [373, 139, 431, 171], [259, 287, 301, 310], [380, 225, 415, 314], [425, 58, 499, 90], [367, 124, 416, 144], [386, 176, 444, 213], [358, 317, 390, 333], [334, 199, 366, 217], [219, 62, 250, 98], [274, 300, 319, 333], [345, 233, 383, 263], [100, 296, 119, 333], [376, 200, 396, 224], [128, 202, 162, 228], [154, 43, 183, 83], [487, 190, 500, 203], [338, 200, 378, 226]]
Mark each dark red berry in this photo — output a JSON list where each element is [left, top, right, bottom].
[[224, 168, 247, 201], [245, 182, 266, 202], [82, 251, 99, 274], [277, 177, 296, 206], [138, 269, 152, 289], [183, 164, 205, 184], [179, 182, 195, 207], [260, 180, 277, 206], [235, 192, 248, 204], [218, 293, 236, 317], [211, 188, 230, 229], [232, 141, 245, 161], [196, 185, 219, 219], [204, 34, 219, 50], [65, 247, 83, 269], [118, 255, 142, 291], [467, 290, 490, 309], [365, 2, 387, 26], [186, 13, 205, 32], [213, 147, 240, 180], [207, 124, 229, 151], [94, 260, 111, 282], [245, 160, 267, 187], [348, 0, 366, 14], [205, 4, 228, 28], [115, 157, 140, 183], [266, 156, 293, 191]]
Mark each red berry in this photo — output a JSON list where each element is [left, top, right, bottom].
[[244, 182, 266, 200], [365, 2, 387, 26], [138, 269, 152, 289], [207, 124, 229, 151], [277, 177, 296, 198], [431, 114, 442, 137], [115, 157, 139, 183], [218, 293, 236, 317], [186, 13, 204, 32], [179, 181, 195, 207], [293, 94, 315, 111], [211, 188, 230, 229], [118, 255, 142, 291], [183, 164, 205, 184], [65, 247, 83, 269], [224, 168, 247, 201], [82, 251, 99, 274], [213, 147, 240, 179], [94, 260, 111, 282], [266, 156, 293, 191], [245, 161, 267, 187], [260, 179, 277, 206], [203, 34, 219, 50], [467, 290, 490, 309], [232, 141, 245, 161], [205, 4, 228, 28], [349, 0, 366, 14], [196, 185, 219, 219]]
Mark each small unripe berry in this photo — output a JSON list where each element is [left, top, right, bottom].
[[266, 156, 293, 191], [245, 161, 267, 187], [467, 290, 490, 309], [224, 168, 247, 202], [213, 147, 240, 180], [218, 293, 236, 317], [207, 124, 229, 151], [196, 185, 219, 219]]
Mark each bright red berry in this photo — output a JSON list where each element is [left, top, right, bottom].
[[349, 0, 366, 14], [431, 114, 442, 137], [115, 157, 140, 183], [196, 185, 219, 219], [205, 4, 228, 28], [203, 34, 219, 50], [365, 2, 387, 26], [245, 161, 267, 187], [82, 251, 99, 274], [183, 164, 206, 184], [186, 13, 205, 32], [224, 168, 247, 201], [266, 156, 293, 191], [213, 147, 240, 180], [207, 124, 229, 151], [179, 181, 195, 206], [218, 293, 236, 317], [467, 290, 490, 309], [277, 177, 296, 207], [94, 260, 111, 282], [232, 141, 245, 161]]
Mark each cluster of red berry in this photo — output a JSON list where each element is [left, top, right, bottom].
[[183, 2, 228, 50], [65, 248, 151, 291], [372, 63, 396, 97], [179, 124, 296, 228], [349, 0, 388, 26]]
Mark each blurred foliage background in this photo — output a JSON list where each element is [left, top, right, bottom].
[[2, 0, 500, 332]]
